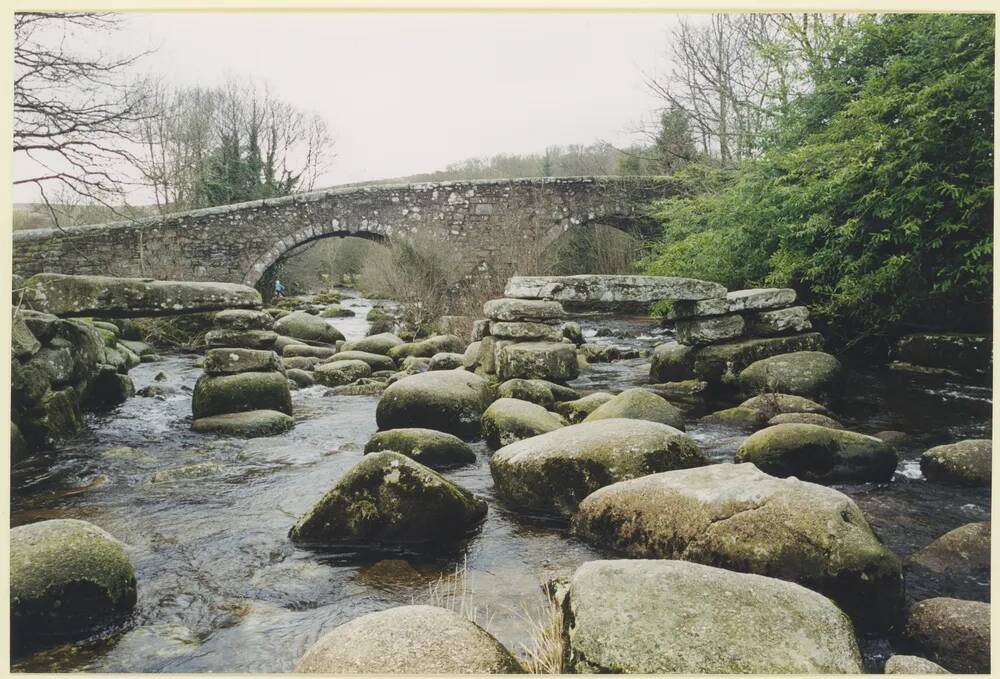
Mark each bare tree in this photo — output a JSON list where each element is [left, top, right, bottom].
[[14, 12, 151, 221]]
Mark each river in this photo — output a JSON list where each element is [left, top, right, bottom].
[[11, 291, 991, 672]]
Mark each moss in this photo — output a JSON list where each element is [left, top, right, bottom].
[[274, 311, 345, 344], [481, 398, 565, 450], [314, 359, 372, 387], [584, 388, 685, 430]]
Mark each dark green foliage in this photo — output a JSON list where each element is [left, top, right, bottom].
[[644, 14, 993, 339]]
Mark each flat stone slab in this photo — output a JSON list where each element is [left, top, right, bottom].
[[504, 275, 726, 307], [726, 288, 797, 311], [21, 273, 261, 318]]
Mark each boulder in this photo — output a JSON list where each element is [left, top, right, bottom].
[[400, 356, 431, 372], [326, 350, 395, 372], [910, 522, 990, 575], [481, 398, 565, 449], [649, 342, 696, 382], [483, 298, 564, 322], [740, 392, 831, 417], [496, 341, 578, 382], [325, 381, 387, 396], [118, 338, 155, 357], [571, 462, 904, 631], [363, 428, 476, 469], [289, 452, 486, 545], [274, 311, 344, 344], [735, 423, 897, 483], [738, 351, 842, 399], [497, 378, 555, 408], [11, 519, 137, 648], [884, 655, 950, 674], [428, 352, 464, 370], [29, 346, 75, 386], [285, 368, 315, 388], [768, 412, 844, 429], [192, 371, 292, 418], [504, 274, 727, 307], [12, 314, 41, 359], [294, 605, 522, 673], [489, 321, 562, 342], [644, 380, 710, 415], [690, 333, 825, 383], [896, 333, 991, 376], [283, 356, 320, 371], [920, 439, 991, 487], [557, 559, 862, 674], [726, 287, 797, 311], [319, 304, 355, 318], [748, 305, 812, 336], [24, 388, 86, 443], [462, 341, 483, 370], [203, 348, 283, 375], [11, 422, 30, 463], [583, 388, 685, 430], [314, 359, 372, 387], [554, 392, 614, 423], [874, 430, 911, 446], [213, 309, 273, 331], [905, 598, 989, 673], [18, 309, 60, 344], [675, 313, 744, 346], [342, 332, 404, 356], [699, 406, 768, 431], [204, 329, 277, 350], [192, 409, 294, 437], [20, 273, 262, 317], [283, 344, 338, 359], [664, 296, 729, 320], [561, 321, 584, 345], [490, 418, 705, 518], [536, 379, 580, 401], [375, 370, 493, 439]]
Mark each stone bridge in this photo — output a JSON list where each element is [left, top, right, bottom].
[[12, 176, 681, 289]]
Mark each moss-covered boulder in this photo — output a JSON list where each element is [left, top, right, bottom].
[[910, 521, 990, 577], [896, 333, 991, 376], [274, 311, 344, 344], [572, 462, 904, 632], [735, 423, 897, 483], [739, 351, 842, 399], [558, 559, 862, 674], [376, 370, 494, 439], [699, 406, 768, 431], [363, 428, 476, 469], [884, 655, 949, 674], [11, 519, 137, 649], [496, 341, 578, 382], [462, 341, 483, 370], [648, 342, 695, 382], [319, 304, 355, 318], [282, 356, 320, 371], [691, 333, 826, 383], [192, 409, 293, 437], [342, 332, 404, 356], [497, 378, 556, 408], [283, 344, 338, 359], [314, 359, 372, 387], [428, 352, 464, 370], [388, 334, 466, 361], [204, 329, 278, 350], [192, 371, 292, 418], [554, 392, 615, 424], [584, 388, 685, 430], [294, 605, 522, 673], [920, 439, 991, 487], [768, 412, 844, 429], [24, 388, 86, 443], [905, 597, 989, 673], [740, 392, 831, 417], [326, 350, 395, 372], [490, 418, 705, 518], [289, 452, 486, 546], [285, 368, 315, 388], [481, 398, 565, 449], [483, 297, 565, 322], [213, 309, 274, 331], [13, 314, 41, 359], [203, 348, 283, 375]]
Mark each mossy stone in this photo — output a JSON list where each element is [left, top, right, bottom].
[[274, 311, 345, 344], [920, 439, 991, 487], [326, 350, 395, 371], [364, 428, 476, 469], [192, 371, 292, 418], [314, 359, 372, 387], [192, 409, 294, 437], [584, 388, 685, 430], [739, 351, 842, 399], [376, 370, 494, 439], [554, 392, 615, 423], [481, 398, 565, 450]]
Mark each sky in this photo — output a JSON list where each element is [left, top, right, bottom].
[[13, 11, 685, 203]]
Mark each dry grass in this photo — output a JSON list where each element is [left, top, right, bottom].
[[514, 596, 566, 674]]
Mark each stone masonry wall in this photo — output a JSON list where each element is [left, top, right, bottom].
[[13, 177, 681, 288]]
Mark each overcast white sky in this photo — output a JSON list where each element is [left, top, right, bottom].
[[14, 12, 686, 203]]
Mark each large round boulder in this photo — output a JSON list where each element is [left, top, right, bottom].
[[920, 439, 991, 487], [738, 351, 842, 399], [274, 311, 344, 344], [11, 519, 137, 649], [490, 418, 705, 518], [363, 428, 476, 469], [571, 462, 904, 632], [294, 605, 522, 673], [289, 452, 486, 546], [735, 423, 898, 482], [326, 351, 395, 372], [583, 388, 685, 430], [192, 409, 294, 437], [648, 341, 695, 382], [905, 597, 990, 673], [375, 370, 494, 439], [910, 521, 990, 577], [388, 335, 466, 361], [496, 341, 578, 382], [192, 371, 292, 418], [497, 378, 556, 408], [213, 308, 274, 331], [557, 559, 862, 674], [481, 398, 565, 449], [554, 392, 615, 424], [342, 332, 404, 356], [314, 360, 372, 387]]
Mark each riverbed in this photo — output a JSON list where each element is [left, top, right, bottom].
[[11, 292, 992, 672]]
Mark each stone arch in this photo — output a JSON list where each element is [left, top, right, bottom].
[[243, 225, 387, 287]]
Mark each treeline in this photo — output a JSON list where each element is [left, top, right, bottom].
[[642, 13, 994, 344]]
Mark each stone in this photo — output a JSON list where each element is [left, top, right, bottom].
[[118, 338, 155, 357], [192, 409, 294, 437], [738, 351, 842, 398], [536, 379, 580, 401], [497, 378, 555, 408], [11, 519, 137, 648], [561, 321, 584, 345], [204, 329, 277, 350], [726, 287, 797, 311], [768, 412, 844, 429], [490, 418, 705, 518], [192, 371, 292, 418], [400, 356, 431, 372], [504, 274, 727, 306], [690, 333, 825, 383], [319, 304, 355, 318], [700, 406, 768, 430], [29, 346, 75, 386], [736, 423, 897, 482], [283, 356, 320, 371], [285, 368, 315, 388], [435, 315, 471, 337], [905, 598, 989, 673], [583, 388, 685, 430], [12, 314, 41, 359], [571, 462, 905, 632], [294, 605, 522, 674], [748, 305, 812, 336], [20, 273, 263, 318], [558, 559, 862, 674], [675, 313, 745, 345], [203, 348, 283, 375], [388, 335, 466, 360], [289, 452, 487, 545], [26, 388, 85, 442], [875, 430, 912, 446], [375, 370, 493, 439], [274, 311, 344, 344], [664, 296, 729, 320], [364, 428, 476, 469], [496, 341, 578, 382], [80, 367, 135, 409], [11, 421, 30, 463], [489, 321, 563, 341], [896, 333, 991, 376], [326, 350, 395, 372], [470, 319, 490, 341], [740, 392, 831, 417], [427, 352, 464, 370], [462, 341, 482, 370], [911, 522, 990, 575], [884, 655, 950, 674], [314, 359, 372, 387], [18, 309, 60, 343], [649, 342, 696, 382], [553, 392, 614, 423], [342, 332, 404, 356], [283, 344, 338, 359], [644, 380, 710, 414], [483, 298, 565, 322], [482, 398, 565, 449], [920, 439, 991, 487], [213, 308, 274, 331]]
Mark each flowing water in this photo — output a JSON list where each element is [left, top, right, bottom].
[[11, 294, 991, 672]]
